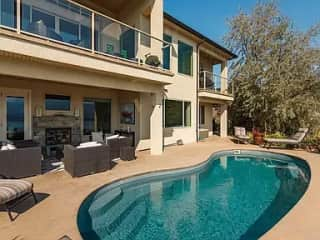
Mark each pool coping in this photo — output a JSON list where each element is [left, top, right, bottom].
[[77, 148, 313, 240]]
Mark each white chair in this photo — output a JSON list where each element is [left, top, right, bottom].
[[91, 132, 103, 142], [234, 127, 250, 144]]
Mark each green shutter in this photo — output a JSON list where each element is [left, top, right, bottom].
[[178, 41, 193, 75], [163, 34, 172, 70]]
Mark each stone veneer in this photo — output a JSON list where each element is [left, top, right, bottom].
[[33, 115, 81, 146]]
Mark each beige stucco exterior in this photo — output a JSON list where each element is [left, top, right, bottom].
[[0, 0, 235, 154]]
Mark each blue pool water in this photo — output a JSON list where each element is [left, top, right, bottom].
[[77, 150, 310, 240]]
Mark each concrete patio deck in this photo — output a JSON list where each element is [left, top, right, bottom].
[[0, 137, 319, 240]]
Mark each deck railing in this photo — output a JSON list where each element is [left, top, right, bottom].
[[199, 71, 233, 96], [0, 0, 172, 70]]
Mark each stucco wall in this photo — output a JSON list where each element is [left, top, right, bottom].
[[163, 25, 198, 145]]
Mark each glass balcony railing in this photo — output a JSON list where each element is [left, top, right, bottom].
[[199, 71, 232, 96], [21, 0, 92, 49], [0, 0, 172, 70]]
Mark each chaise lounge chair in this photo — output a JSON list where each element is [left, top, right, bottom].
[[0, 175, 37, 221], [263, 128, 309, 149], [234, 127, 250, 144]]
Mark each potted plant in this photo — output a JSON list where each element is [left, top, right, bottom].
[[145, 55, 161, 67], [252, 127, 265, 145]]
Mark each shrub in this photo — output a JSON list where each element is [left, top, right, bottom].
[[265, 132, 286, 139]]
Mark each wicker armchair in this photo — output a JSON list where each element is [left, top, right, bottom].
[[0, 141, 42, 178], [63, 144, 111, 177], [106, 137, 131, 159]]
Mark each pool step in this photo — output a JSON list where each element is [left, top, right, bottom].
[[95, 197, 148, 240], [89, 187, 124, 216], [90, 186, 149, 228]]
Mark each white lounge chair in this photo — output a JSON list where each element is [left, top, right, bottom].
[[264, 128, 309, 149], [234, 127, 250, 144]]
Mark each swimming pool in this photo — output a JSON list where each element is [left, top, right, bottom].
[[77, 150, 311, 240]]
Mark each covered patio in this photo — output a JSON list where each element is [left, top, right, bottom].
[[0, 69, 166, 160]]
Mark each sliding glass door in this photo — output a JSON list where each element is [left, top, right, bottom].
[[83, 98, 111, 136], [0, 88, 30, 141]]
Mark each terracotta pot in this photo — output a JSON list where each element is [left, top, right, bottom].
[[254, 134, 265, 145], [252, 128, 265, 145]]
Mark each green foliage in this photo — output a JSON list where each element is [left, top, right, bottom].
[[303, 133, 320, 153], [224, 2, 320, 135], [265, 131, 286, 139]]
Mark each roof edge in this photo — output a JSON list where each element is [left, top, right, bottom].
[[164, 12, 237, 60]]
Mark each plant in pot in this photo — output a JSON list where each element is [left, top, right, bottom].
[[145, 55, 161, 67], [252, 127, 265, 145]]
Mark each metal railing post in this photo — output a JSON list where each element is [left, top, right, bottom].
[[137, 31, 141, 64], [91, 12, 95, 53], [203, 71, 206, 90], [16, 0, 21, 33]]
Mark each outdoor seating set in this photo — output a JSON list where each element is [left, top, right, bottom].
[[234, 127, 309, 148], [63, 132, 136, 178], [0, 133, 136, 221]]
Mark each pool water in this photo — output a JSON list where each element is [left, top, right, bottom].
[[77, 151, 310, 240]]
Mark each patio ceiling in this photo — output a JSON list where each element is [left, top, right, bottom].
[[76, 0, 148, 15], [90, 0, 127, 12]]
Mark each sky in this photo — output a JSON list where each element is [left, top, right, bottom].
[[164, 0, 320, 45]]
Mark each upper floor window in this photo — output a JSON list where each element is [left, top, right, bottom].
[[45, 94, 71, 111], [178, 41, 193, 75], [163, 34, 172, 70], [0, 0, 16, 28]]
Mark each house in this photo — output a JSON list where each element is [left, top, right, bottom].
[[0, 0, 236, 157]]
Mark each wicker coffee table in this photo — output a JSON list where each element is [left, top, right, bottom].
[[120, 146, 136, 161]]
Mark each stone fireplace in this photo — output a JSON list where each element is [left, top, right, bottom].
[[33, 115, 81, 158], [46, 128, 72, 146]]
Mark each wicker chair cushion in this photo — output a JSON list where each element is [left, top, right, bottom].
[[77, 143, 102, 149]]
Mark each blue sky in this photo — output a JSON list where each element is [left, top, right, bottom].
[[164, 0, 320, 45]]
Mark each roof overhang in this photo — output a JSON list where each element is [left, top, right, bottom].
[[164, 12, 237, 60]]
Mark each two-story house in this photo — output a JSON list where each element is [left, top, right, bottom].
[[0, 0, 236, 157]]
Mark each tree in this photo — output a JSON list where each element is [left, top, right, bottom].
[[224, 2, 320, 135]]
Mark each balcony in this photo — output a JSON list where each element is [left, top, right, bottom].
[[0, 0, 172, 73], [198, 71, 233, 102]]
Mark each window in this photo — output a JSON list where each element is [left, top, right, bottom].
[[165, 100, 182, 127], [6, 96, 25, 140], [200, 105, 205, 125], [178, 41, 193, 75], [32, 8, 55, 31], [83, 98, 111, 135], [165, 100, 191, 128], [163, 34, 172, 70], [0, 0, 16, 28], [45, 95, 71, 111], [184, 101, 191, 127], [60, 18, 78, 43]]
